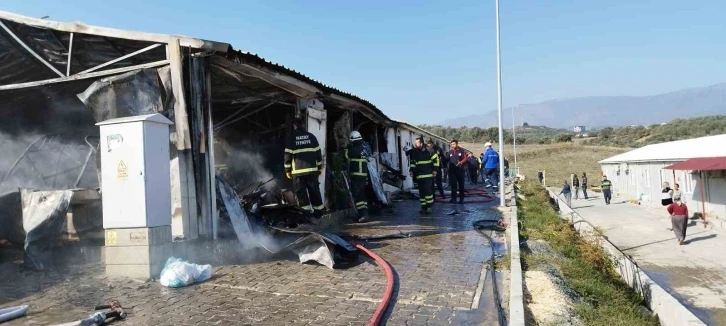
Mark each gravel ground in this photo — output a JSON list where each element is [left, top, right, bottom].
[[522, 240, 584, 326]]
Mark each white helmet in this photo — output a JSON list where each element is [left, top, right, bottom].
[[349, 131, 362, 141]]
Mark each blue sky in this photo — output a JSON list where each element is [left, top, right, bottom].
[[4, 1, 726, 124]]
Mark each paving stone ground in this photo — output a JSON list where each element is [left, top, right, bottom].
[[0, 185, 506, 325]]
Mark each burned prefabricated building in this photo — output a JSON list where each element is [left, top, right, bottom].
[[0, 11, 452, 265]]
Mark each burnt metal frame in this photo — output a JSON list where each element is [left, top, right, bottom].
[[0, 135, 99, 190], [0, 23, 167, 91]]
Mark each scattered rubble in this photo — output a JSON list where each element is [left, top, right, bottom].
[[216, 177, 359, 269]]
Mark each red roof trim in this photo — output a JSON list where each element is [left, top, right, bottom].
[[663, 157, 726, 171]]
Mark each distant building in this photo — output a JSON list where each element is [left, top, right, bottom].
[[573, 125, 587, 133], [599, 134, 726, 221]]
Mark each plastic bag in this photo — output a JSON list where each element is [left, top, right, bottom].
[[159, 257, 212, 288]]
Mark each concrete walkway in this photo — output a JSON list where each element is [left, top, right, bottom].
[[565, 193, 726, 325]]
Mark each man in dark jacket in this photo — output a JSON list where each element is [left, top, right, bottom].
[[410, 137, 439, 214], [581, 173, 589, 199], [427, 139, 446, 199], [538, 170, 544, 185], [503, 157, 510, 178], [284, 118, 324, 217], [467, 152, 479, 184], [446, 139, 467, 204], [479, 153, 486, 183], [346, 131, 370, 222]]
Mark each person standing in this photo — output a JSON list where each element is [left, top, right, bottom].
[[467, 152, 479, 184], [503, 156, 510, 178], [446, 139, 467, 204], [572, 174, 580, 200], [479, 153, 486, 183], [559, 180, 572, 207], [483, 143, 500, 191], [661, 182, 674, 206], [538, 170, 544, 185], [673, 183, 684, 203], [667, 198, 689, 245], [601, 175, 613, 205], [284, 118, 325, 217], [427, 139, 446, 199], [345, 131, 371, 222], [410, 137, 439, 214], [581, 173, 589, 199]]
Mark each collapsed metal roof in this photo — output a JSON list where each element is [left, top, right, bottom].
[[0, 11, 397, 126]]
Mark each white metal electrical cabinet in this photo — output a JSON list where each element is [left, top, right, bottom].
[[97, 114, 173, 229]]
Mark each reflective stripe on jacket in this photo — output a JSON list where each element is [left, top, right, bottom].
[[410, 146, 439, 179], [284, 129, 322, 176], [345, 140, 368, 177]]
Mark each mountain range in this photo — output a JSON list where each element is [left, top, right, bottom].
[[440, 83, 726, 128]]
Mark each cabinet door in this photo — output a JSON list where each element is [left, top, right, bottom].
[[307, 107, 327, 206]]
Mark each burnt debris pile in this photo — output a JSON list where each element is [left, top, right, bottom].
[[215, 176, 359, 269]]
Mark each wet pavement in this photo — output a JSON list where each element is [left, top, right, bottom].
[[0, 185, 506, 325], [563, 192, 726, 325]]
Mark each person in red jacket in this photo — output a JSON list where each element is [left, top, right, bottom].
[[666, 199, 689, 245], [445, 139, 468, 204]]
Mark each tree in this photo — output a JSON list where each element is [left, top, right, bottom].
[[522, 122, 530, 127], [599, 127, 614, 139], [556, 134, 573, 143]]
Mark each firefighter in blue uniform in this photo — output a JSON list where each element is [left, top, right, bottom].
[[284, 118, 325, 217], [409, 137, 439, 214], [345, 131, 372, 222]]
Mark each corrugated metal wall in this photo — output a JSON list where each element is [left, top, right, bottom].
[[601, 162, 726, 220]]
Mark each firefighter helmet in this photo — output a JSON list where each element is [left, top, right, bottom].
[[349, 131, 362, 141]]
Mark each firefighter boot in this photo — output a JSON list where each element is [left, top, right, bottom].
[[357, 209, 369, 223]]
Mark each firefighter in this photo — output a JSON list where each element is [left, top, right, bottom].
[[409, 137, 439, 214], [284, 118, 325, 217], [426, 139, 446, 199], [345, 130, 371, 222]]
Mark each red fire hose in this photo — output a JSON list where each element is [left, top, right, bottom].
[[434, 188, 496, 203], [353, 243, 394, 326]]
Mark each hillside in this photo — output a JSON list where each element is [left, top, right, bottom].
[[418, 124, 570, 144], [584, 115, 726, 147], [461, 142, 627, 186], [440, 83, 726, 128]]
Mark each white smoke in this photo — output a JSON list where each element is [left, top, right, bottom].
[[0, 132, 99, 195], [215, 138, 278, 191]]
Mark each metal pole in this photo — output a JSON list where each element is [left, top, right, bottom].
[[495, 0, 505, 206], [512, 105, 517, 175]]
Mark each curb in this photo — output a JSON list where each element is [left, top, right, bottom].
[[508, 188, 526, 326], [547, 189, 706, 326]]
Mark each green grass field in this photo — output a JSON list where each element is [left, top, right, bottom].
[[460, 142, 627, 188]]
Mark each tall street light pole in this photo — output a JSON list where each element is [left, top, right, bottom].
[[495, 0, 505, 207], [512, 105, 517, 174]]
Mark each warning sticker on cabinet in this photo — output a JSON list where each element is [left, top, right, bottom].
[[106, 231, 117, 246], [117, 160, 128, 180]]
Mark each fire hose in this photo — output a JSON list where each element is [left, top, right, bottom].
[[352, 243, 394, 326], [435, 188, 496, 204]]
